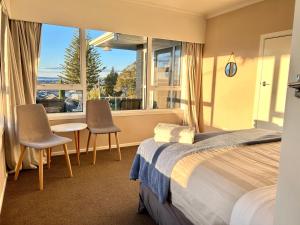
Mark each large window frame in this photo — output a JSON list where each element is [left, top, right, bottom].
[[37, 28, 183, 120], [148, 38, 182, 109], [36, 29, 87, 115]]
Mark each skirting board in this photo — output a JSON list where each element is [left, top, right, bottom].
[[51, 142, 140, 156], [0, 173, 7, 214]]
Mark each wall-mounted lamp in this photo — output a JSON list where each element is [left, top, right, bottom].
[[102, 46, 112, 51], [225, 52, 237, 77]]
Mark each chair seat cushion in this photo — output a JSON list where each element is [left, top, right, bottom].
[[20, 134, 72, 149], [89, 126, 121, 134]]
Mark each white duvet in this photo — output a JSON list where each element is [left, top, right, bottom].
[[170, 142, 280, 225], [230, 185, 276, 225]]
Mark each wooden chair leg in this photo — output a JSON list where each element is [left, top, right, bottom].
[[62, 144, 73, 177], [39, 150, 44, 191], [93, 134, 97, 165], [14, 145, 26, 181], [86, 131, 91, 154], [115, 132, 121, 161], [47, 148, 51, 169], [108, 133, 111, 152]]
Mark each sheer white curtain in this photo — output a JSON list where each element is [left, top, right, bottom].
[[181, 42, 204, 133], [0, 8, 42, 170]]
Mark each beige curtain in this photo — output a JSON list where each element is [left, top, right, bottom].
[[0, 12, 42, 170], [181, 42, 204, 133]]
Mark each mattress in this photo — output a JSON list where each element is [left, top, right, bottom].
[[130, 129, 281, 203], [170, 142, 280, 225]]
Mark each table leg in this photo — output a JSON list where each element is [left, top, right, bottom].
[[74, 131, 80, 166], [77, 130, 80, 166]]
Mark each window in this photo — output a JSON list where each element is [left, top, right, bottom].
[[36, 90, 83, 113], [36, 24, 182, 114], [86, 30, 147, 110], [37, 24, 83, 113], [150, 38, 182, 109]]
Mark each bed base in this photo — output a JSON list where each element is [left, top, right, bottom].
[[138, 183, 193, 225]]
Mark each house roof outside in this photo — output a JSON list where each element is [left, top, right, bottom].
[[89, 32, 181, 51], [89, 32, 147, 51]]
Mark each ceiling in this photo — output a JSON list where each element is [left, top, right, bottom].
[[121, 0, 264, 18]]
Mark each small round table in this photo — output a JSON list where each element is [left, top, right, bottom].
[[51, 123, 87, 165]]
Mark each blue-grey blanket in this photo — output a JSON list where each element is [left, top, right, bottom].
[[129, 129, 281, 203]]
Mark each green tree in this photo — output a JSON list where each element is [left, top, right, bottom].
[[59, 31, 105, 91], [114, 63, 136, 97], [58, 78, 65, 99], [103, 67, 119, 96]]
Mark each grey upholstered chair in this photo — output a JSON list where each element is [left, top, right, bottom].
[[15, 104, 73, 190], [86, 100, 121, 164]]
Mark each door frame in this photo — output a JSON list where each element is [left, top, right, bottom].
[[253, 30, 293, 128]]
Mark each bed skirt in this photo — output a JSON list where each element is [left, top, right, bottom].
[[139, 183, 193, 225]]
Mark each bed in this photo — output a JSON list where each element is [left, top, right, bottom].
[[130, 129, 281, 225]]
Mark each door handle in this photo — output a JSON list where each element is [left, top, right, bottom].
[[262, 81, 270, 86]]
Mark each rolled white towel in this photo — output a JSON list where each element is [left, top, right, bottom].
[[154, 135, 194, 144], [154, 123, 195, 144], [154, 123, 195, 137]]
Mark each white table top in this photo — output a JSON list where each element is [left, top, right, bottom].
[[51, 123, 87, 133]]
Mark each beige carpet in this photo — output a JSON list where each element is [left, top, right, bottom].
[[0, 147, 155, 225]]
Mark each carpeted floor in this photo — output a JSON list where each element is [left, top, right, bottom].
[[0, 147, 155, 225]]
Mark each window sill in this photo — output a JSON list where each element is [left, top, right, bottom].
[[47, 109, 184, 121]]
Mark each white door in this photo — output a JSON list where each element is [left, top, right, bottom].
[[255, 34, 292, 130]]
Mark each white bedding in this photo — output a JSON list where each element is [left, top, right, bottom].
[[230, 185, 276, 225], [170, 142, 280, 225]]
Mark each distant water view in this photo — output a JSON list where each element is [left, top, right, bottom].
[[36, 76, 83, 113], [37, 76, 60, 84]]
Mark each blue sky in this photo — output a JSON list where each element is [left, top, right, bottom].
[[38, 24, 136, 78]]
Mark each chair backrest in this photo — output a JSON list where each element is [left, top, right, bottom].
[[16, 104, 52, 142], [86, 100, 114, 129]]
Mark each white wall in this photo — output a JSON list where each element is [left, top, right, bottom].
[[274, 0, 300, 224], [7, 0, 206, 43]]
